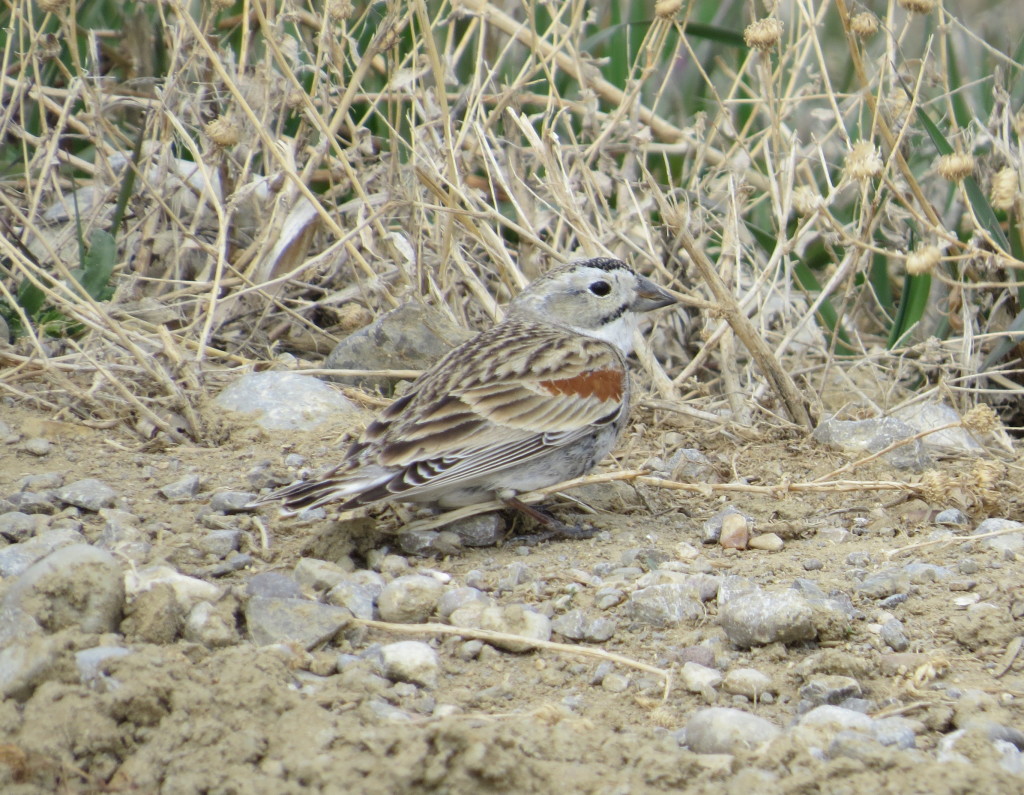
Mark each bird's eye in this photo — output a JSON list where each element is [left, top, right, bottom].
[[589, 280, 611, 297]]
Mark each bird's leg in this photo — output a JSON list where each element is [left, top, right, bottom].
[[502, 496, 598, 543]]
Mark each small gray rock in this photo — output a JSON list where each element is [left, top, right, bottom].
[[0, 634, 69, 701], [437, 587, 492, 620], [245, 596, 351, 649], [6, 491, 57, 514], [856, 569, 909, 599], [377, 575, 445, 623], [209, 491, 258, 513], [0, 528, 87, 577], [974, 518, 1024, 554], [324, 301, 473, 392], [246, 571, 303, 599], [1, 544, 123, 633], [680, 662, 722, 694], [325, 582, 377, 620], [214, 371, 364, 431], [626, 584, 705, 628], [812, 416, 928, 470], [446, 513, 505, 547], [800, 675, 862, 706], [379, 641, 439, 688], [198, 530, 242, 558], [22, 437, 52, 456], [56, 479, 117, 511], [551, 608, 617, 642], [684, 707, 781, 753], [449, 604, 551, 652], [159, 474, 202, 501], [184, 601, 239, 648], [722, 668, 774, 699], [718, 589, 816, 647], [880, 618, 909, 652], [0, 511, 37, 542], [293, 557, 351, 591]]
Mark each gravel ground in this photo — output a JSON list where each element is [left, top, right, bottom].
[[2, 399, 1023, 794]]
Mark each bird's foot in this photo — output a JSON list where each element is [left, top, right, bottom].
[[502, 497, 599, 544]]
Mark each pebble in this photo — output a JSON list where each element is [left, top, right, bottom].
[[22, 437, 52, 456], [0, 511, 36, 542], [184, 600, 239, 648], [446, 513, 505, 547], [974, 518, 1024, 554], [323, 301, 473, 391], [55, 478, 117, 511], [702, 506, 752, 545], [2, 544, 124, 634], [126, 565, 224, 611], [379, 641, 439, 688], [856, 569, 908, 599], [748, 533, 784, 552], [453, 604, 551, 653], [802, 558, 823, 571], [5, 491, 56, 514], [550, 609, 617, 642], [437, 587, 492, 620], [718, 588, 816, 647], [247, 571, 304, 599], [601, 673, 630, 693], [198, 530, 242, 559], [214, 371, 364, 431], [722, 668, 774, 699], [0, 634, 69, 701], [626, 584, 705, 628], [0, 528, 86, 577], [718, 513, 750, 550], [293, 557, 351, 591], [935, 508, 969, 526], [209, 491, 258, 513], [159, 474, 202, 501], [377, 575, 445, 623], [684, 707, 782, 754], [680, 662, 722, 694], [245, 597, 351, 649], [880, 618, 909, 651], [800, 675, 862, 706], [325, 581, 377, 620], [812, 416, 928, 469]]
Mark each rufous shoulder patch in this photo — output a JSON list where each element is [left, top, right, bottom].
[[538, 368, 624, 402]]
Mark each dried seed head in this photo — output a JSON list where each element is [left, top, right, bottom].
[[918, 469, 955, 505], [328, 0, 355, 20], [744, 18, 784, 51], [962, 404, 1001, 435], [792, 185, 824, 216], [906, 244, 941, 275], [898, 0, 936, 13], [37, 0, 69, 11], [850, 12, 879, 37], [845, 140, 883, 181], [990, 167, 1019, 211], [204, 117, 241, 148], [937, 153, 975, 182], [972, 459, 1004, 492], [654, 0, 684, 19]]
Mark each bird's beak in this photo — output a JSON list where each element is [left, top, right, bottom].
[[632, 276, 679, 312]]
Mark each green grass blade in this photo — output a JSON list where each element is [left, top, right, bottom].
[[887, 273, 932, 348]]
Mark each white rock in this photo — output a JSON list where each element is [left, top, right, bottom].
[[680, 661, 722, 693], [722, 668, 774, 699], [380, 641, 439, 688], [125, 566, 223, 611]]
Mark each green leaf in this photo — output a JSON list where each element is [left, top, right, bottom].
[[887, 273, 932, 348], [77, 230, 117, 300]]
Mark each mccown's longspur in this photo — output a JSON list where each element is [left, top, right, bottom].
[[252, 258, 678, 535]]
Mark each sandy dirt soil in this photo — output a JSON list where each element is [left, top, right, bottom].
[[1, 398, 1023, 794]]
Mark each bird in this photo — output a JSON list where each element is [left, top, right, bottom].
[[252, 257, 677, 537]]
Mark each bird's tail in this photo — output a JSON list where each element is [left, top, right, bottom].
[[248, 469, 393, 515]]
